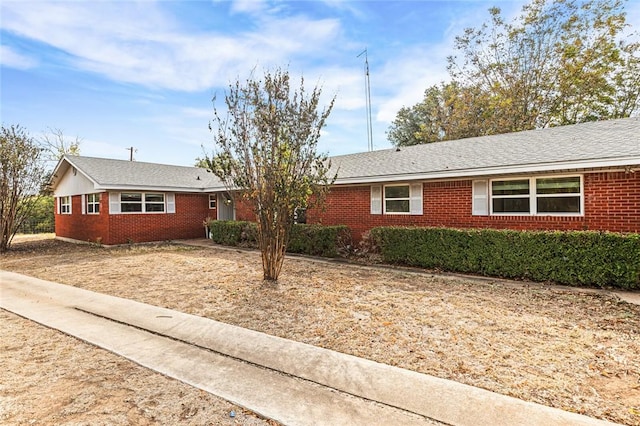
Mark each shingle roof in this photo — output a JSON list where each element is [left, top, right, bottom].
[[52, 117, 640, 192], [330, 117, 640, 184], [56, 155, 224, 191]]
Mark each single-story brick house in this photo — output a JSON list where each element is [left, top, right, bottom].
[[51, 117, 640, 245]]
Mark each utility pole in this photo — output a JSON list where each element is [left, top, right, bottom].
[[357, 48, 373, 152], [126, 146, 137, 161]]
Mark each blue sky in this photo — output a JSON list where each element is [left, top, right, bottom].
[[2, 1, 638, 167]]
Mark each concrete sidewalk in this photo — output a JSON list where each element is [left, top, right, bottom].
[[1, 270, 619, 426]]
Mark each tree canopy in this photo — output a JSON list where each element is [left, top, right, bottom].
[[205, 68, 335, 281], [388, 0, 640, 146]]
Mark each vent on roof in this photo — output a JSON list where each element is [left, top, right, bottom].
[[395, 147, 401, 152]]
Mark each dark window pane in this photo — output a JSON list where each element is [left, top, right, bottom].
[[121, 203, 142, 212], [145, 193, 164, 202], [537, 196, 580, 213], [385, 185, 410, 199], [121, 193, 142, 202], [536, 177, 580, 194], [492, 180, 529, 196], [492, 198, 530, 213], [386, 200, 410, 213], [145, 203, 165, 212]]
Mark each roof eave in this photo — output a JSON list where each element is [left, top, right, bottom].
[[333, 156, 640, 185]]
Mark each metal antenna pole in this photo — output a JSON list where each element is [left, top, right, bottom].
[[357, 48, 373, 151]]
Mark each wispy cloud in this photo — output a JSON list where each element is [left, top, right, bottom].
[[1, 1, 342, 91], [0, 45, 38, 69]]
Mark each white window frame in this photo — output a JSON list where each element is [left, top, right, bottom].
[[144, 193, 165, 213], [59, 196, 71, 214], [489, 174, 583, 216], [384, 184, 411, 214], [117, 192, 166, 214], [86, 193, 100, 214], [209, 194, 217, 209], [379, 183, 423, 215]]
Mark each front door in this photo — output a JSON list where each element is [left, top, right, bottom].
[[217, 193, 235, 220]]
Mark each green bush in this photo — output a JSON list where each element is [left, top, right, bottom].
[[288, 224, 351, 257], [370, 226, 640, 290], [207, 220, 257, 247], [205, 220, 351, 258]]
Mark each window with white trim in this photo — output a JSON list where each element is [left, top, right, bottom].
[[209, 194, 217, 209], [59, 196, 71, 214], [489, 175, 582, 215], [384, 184, 411, 213], [120, 192, 165, 213], [370, 183, 423, 215], [86, 193, 100, 214]]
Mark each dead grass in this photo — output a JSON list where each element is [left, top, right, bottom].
[[2, 235, 639, 425]]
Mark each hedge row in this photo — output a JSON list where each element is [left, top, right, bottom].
[[369, 226, 640, 290], [206, 220, 350, 258]]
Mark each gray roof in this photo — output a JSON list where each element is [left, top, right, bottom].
[[53, 155, 224, 192], [330, 117, 640, 184], [52, 117, 640, 192]]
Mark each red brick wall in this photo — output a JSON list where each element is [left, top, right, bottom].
[[55, 194, 110, 243], [309, 171, 640, 242], [55, 193, 212, 245], [55, 171, 639, 245], [234, 198, 255, 222]]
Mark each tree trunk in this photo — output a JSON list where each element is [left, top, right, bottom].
[[258, 218, 288, 281]]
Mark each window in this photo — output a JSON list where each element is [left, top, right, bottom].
[[489, 175, 582, 215], [59, 196, 71, 214], [144, 193, 165, 212], [535, 176, 581, 213], [209, 194, 217, 209], [121, 193, 143, 212], [119, 193, 165, 213], [491, 179, 530, 214], [86, 193, 100, 214], [371, 183, 423, 215], [384, 185, 410, 213]]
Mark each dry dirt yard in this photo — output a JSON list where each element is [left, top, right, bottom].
[[1, 235, 639, 425]]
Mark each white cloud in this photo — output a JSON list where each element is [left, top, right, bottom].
[[0, 1, 341, 92], [0, 45, 38, 69]]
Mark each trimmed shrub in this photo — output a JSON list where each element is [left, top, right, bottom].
[[370, 226, 640, 290], [207, 220, 257, 247], [288, 224, 351, 258], [205, 220, 351, 258]]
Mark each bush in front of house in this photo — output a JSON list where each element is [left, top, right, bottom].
[[288, 224, 351, 257], [207, 220, 257, 247], [369, 226, 640, 290], [205, 220, 351, 258]]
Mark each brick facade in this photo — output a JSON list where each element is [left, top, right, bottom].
[[55, 171, 640, 245], [308, 171, 640, 242], [55, 193, 214, 245]]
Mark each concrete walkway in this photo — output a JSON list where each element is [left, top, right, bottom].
[[0, 270, 620, 426]]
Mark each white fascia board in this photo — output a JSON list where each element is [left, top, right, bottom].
[[97, 185, 210, 193], [334, 157, 640, 185]]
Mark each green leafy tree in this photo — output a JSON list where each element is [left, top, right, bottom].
[[388, 82, 494, 145], [0, 125, 47, 252], [206, 67, 336, 281], [389, 0, 640, 146]]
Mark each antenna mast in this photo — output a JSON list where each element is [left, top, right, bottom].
[[357, 48, 373, 152]]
